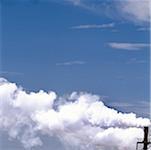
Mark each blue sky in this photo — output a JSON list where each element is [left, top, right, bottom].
[[1, 0, 150, 115], [0, 0, 150, 150]]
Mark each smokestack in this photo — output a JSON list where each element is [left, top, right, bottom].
[[136, 127, 151, 150], [143, 127, 149, 150]]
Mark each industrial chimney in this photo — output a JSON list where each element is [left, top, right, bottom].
[[136, 127, 151, 150]]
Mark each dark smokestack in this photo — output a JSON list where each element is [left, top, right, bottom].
[[143, 127, 149, 150], [136, 127, 151, 150]]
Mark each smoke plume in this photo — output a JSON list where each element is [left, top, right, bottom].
[[0, 78, 150, 150]]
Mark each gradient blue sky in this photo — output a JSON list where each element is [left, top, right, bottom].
[[0, 0, 150, 150], [1, 0, 150, 116]]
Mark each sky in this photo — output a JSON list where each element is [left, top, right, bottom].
[[0, 0, 150, 149]]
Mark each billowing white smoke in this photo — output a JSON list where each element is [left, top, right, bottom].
[[0, 78, 150, 150]]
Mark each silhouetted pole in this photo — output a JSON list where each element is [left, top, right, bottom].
[[136, 127, 151, 150], [143, 127, 149, 150]]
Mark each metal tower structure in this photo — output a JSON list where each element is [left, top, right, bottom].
[[136, 127, 151, 150]]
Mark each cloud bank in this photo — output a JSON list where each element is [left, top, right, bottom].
[[0, 78, 150, 150]]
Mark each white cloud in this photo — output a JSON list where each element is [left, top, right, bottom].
[[0, 79, 150, 150], [71, 23, 115, 29], [56, 60, 86, 66], [108, 42, 149, 50], [117, 0, 150, 23]]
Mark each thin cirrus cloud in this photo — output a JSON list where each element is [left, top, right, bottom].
[[137, 27, 150, 32], [56, 60, 86, 66], [110, 101, 149, 108], [66, 0, 150, 24], [65, 0, 81, 5], [126, 58, 147, 64], [71, 23, 115, 29], [0, 71, 23, 76], [7, 0, 150, 24], [108, 42, 149, 50], [117, 0, 150, 23], [109, 101, 150, 117]]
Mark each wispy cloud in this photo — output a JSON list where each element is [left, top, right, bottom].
[[117, 0, 150, 23], [56, 60, 86, 66], [109, 102, 134, 107], [126, 58, 147, 64], [137, 27, 150, 32], [108, 42, 149, 50], [65, 0, 81, 6], [109, 100, 150, 117], [110, 100, 150, 108], [71, 23, 115, 29], [0, 71, 23, 76], [66, 0, 150, 24], [7, 0, 150, 25]]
